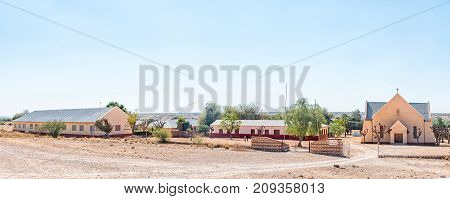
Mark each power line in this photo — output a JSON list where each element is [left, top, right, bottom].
[[0, 0, 190, 77], [259, 1, 450, 78]]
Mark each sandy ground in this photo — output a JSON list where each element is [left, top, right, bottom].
[[0, 130, 449, 179]]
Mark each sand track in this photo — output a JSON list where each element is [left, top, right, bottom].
[[0, 134, 448, 179]]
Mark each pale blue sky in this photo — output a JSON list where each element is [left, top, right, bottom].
[[0, 0, 449, 116]]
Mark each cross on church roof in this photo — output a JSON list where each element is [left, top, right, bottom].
[[396, 88, 399, 94]]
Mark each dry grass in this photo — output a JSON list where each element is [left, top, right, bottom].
[[0, 131, 449, 179]]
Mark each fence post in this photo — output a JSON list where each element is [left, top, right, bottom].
[[309, 141, 311, 153]]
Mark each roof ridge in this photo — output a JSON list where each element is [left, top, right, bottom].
[[33, 107, 111, 112]]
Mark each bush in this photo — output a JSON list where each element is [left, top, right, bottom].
[[152, 129, 172, 143], [41, 120, 66, 138], [197, 125, 210, 135], [193, 134, 203, 145]]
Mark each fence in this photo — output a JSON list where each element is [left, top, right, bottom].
[[310, 139, 350, 157], [251, 137, 290, 152]]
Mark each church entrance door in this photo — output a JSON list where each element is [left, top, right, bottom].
[[394, 134, 403, 144]]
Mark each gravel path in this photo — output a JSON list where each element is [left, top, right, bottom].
[[0, 133, 448, 179]]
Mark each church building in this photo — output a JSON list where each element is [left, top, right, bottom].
[[362, 92, 435, 144]]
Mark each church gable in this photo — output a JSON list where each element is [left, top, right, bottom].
[[372, 94, 425, 122], [365, 94, 430, 121]]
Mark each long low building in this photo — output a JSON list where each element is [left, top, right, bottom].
[[211, 120, 311, 140], [12, 107, 132, 137]]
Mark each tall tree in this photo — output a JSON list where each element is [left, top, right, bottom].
[[220, 109, 241, 140], [95, 118, 113, 139], [285, 98, 312, 146], [198, 102, 221, 127], [308, 104, 326, 136], [348, 109, 363, 131], [106, 101, 128, 113], [341, 114, 350, 137], [321, 108, 333, 125]]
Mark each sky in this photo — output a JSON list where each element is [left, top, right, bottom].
[[0, 0, 449, 116]]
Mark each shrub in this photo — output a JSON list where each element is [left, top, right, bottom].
[[40, 120, 66, 138], [193, 134, 203, 145], [153, 129, 172, 143], [197, 125, 210, 135]]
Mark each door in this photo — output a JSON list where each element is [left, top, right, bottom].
[[394, 134, 403, 144]]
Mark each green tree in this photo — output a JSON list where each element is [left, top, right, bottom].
[[431, 118, 449, 145], [197, 124, 210, 135], [308, 105, 326, 136], [329, 119, 346, 138], [95, 118, 113, 139], [40, 120, 66, 138], [127, 112, 139, 134], [12, 110, 29, 121], [348, 109, 363, 131], [198, 102, 221, 127], [341, 114, 350, 136], [285, 98, 312, 146], [176, 116, 188, 131], [237, 102, 261, 120], [106, 101, 128, 113], [321, 108, 333, 125], [220, 110, 241, 140]]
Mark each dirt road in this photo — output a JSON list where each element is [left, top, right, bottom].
[[0, 133, 448, 179]]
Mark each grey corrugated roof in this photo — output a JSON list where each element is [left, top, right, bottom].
[[365, 102, 430, 120], [211, 120, 285, 127], [14, 108, 113, 123]]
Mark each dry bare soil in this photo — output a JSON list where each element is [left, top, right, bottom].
[[0, 130, 449, 179]]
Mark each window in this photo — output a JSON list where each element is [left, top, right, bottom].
[[251, 129, 255, 135], [265, 130, 269, 135], [115, 125, 121, 131], [219, 129, 223, 134], [257, 129, 262, 135], [90, 126, 95, 132], [30, 124, 33, 129], [79, 125, 84, 132], [274, 130, 280, 135], [35, 124, 38, 129], [72, 125, 77, 131], [413, 126, 418, 138], [380, 126, 384, 139], [18, 124, 21, 128], [235, 129, 239, 134]]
